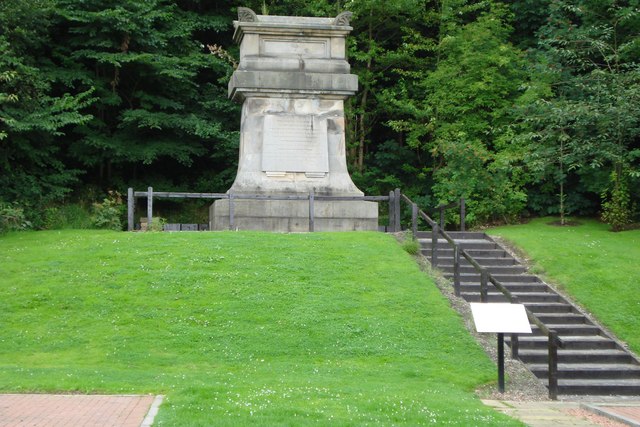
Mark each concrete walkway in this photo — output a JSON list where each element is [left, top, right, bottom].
[[484, 399, 640, 426], [1, 393, 638, 426], [0, 394, 163, 427]]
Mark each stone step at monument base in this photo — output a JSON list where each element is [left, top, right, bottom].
[[209, 198, 378, 232]]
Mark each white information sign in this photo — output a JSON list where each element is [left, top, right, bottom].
[[470, 303, 532, 334]]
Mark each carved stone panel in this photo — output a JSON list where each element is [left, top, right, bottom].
[[262, 115, 328, 174], [260, 37, 329, 58]]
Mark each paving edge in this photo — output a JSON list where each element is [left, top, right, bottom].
[[581, 403, 640, 427], [141, 395, 165, 427]]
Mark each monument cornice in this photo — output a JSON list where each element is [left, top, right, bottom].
[[232, 8, 353, 44], [233, 23, 353, 44], [228, 70, 358, 102]]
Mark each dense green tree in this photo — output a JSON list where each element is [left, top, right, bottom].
[[340, 0, 440, 210], [52, 0, 239, 191], [363, 0, 528, 224], [2, 0, 638, 227], [0, 0, 94, 210], [517, 0, 640, 224], [428, 1, 528, 224]]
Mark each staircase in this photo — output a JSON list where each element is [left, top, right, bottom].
[[419, 231, 640, 396]]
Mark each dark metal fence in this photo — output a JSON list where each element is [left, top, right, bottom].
[[127, 187, 391, 232]]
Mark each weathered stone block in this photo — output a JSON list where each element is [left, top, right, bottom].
[[210, 199, 378, 232]]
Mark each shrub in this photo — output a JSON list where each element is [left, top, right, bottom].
[[601, 171, 632, 232], [401, 232, 420, 255], [0, 203, 32, 233], [147, 217, 167, 232], [92, 191, 125, 231], [43, 204, 93, 229]]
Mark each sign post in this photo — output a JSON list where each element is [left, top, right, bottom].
[[470, 303, 532, 393]]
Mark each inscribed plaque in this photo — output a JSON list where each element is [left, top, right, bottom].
[[262, 115, 329, 173]]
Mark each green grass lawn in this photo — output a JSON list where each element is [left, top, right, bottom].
[[488, 218, 640, 354], [0, 230, 519, 426]]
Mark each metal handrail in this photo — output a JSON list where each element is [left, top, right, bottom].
[[399, 190, 562, 399], [434, 198, 466, 231]]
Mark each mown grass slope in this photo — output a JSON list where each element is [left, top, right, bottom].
[[489, 218, 640, 354], [0, 230, 519, 426]]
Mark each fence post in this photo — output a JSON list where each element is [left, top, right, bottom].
[[453, 245, 461, 297], [498, 333, 505, 393], [511, 334, 519, 360], [548, 331, 559, 400], [309, 190, 315, 232], [147, 186, 153, 231], [394, 188, 401, 232], [411, 203, 418, 239], [510, 296, 520, 359], [439, 205, 445, 230], [127, 188, 134, 231], [460, 197, 466, 231], [388, 190, 395, 232], [431, 223, 439, 268], [480, 268, 489, 302], [228, 192, 234, 230]]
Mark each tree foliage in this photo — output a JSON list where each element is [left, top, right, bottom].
[[1, 0, 638, 228], [516, 0, 640, 224]]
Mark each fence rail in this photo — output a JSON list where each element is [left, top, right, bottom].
[[127, 187, 391, 232], [435, 198, 466, 231]]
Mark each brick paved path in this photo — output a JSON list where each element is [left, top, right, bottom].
[[583, 403, 640, 427], [484, 399, 640, 427], [0, 394, 158, 427], [599, 404, 640, 420]]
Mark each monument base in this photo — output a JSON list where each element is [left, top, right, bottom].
[[209, 199, 378, 232]]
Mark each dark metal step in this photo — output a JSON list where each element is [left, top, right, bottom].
[[423, 248, 510, 258], [462, 293, 510, 303], [453, 273, 540, 283], [463, 292, 562, 303], [416, 231, 487, 239], [437, 265, 526, 275], [508, 335, 618, 350], [557, 379, 640, 395], [459, 282, 550, 293], [464, 257, 518, 266], [518, 349, 635, 364], [428, 242, 499, 250], [452, 273, 540, 283], [524, 302, 574, 314], [531, 324, 601, 336], [534, 313, 590, 325], [528, 363, 640, 379], [429, 256, 519, 267]]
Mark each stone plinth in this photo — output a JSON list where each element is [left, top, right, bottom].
[[210, 8, 377, 231], [210, 199, 378, 232]]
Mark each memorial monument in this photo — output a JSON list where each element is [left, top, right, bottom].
[[209, 7, 378, 231]]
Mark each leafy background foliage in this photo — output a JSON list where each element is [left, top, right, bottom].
[[1, 0, 638, 228]]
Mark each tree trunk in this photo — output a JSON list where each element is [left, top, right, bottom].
[[356, 8, 374, 173], [559, 138, 565, 226]]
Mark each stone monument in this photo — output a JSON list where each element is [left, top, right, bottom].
[[209, 7, 378, 231]]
